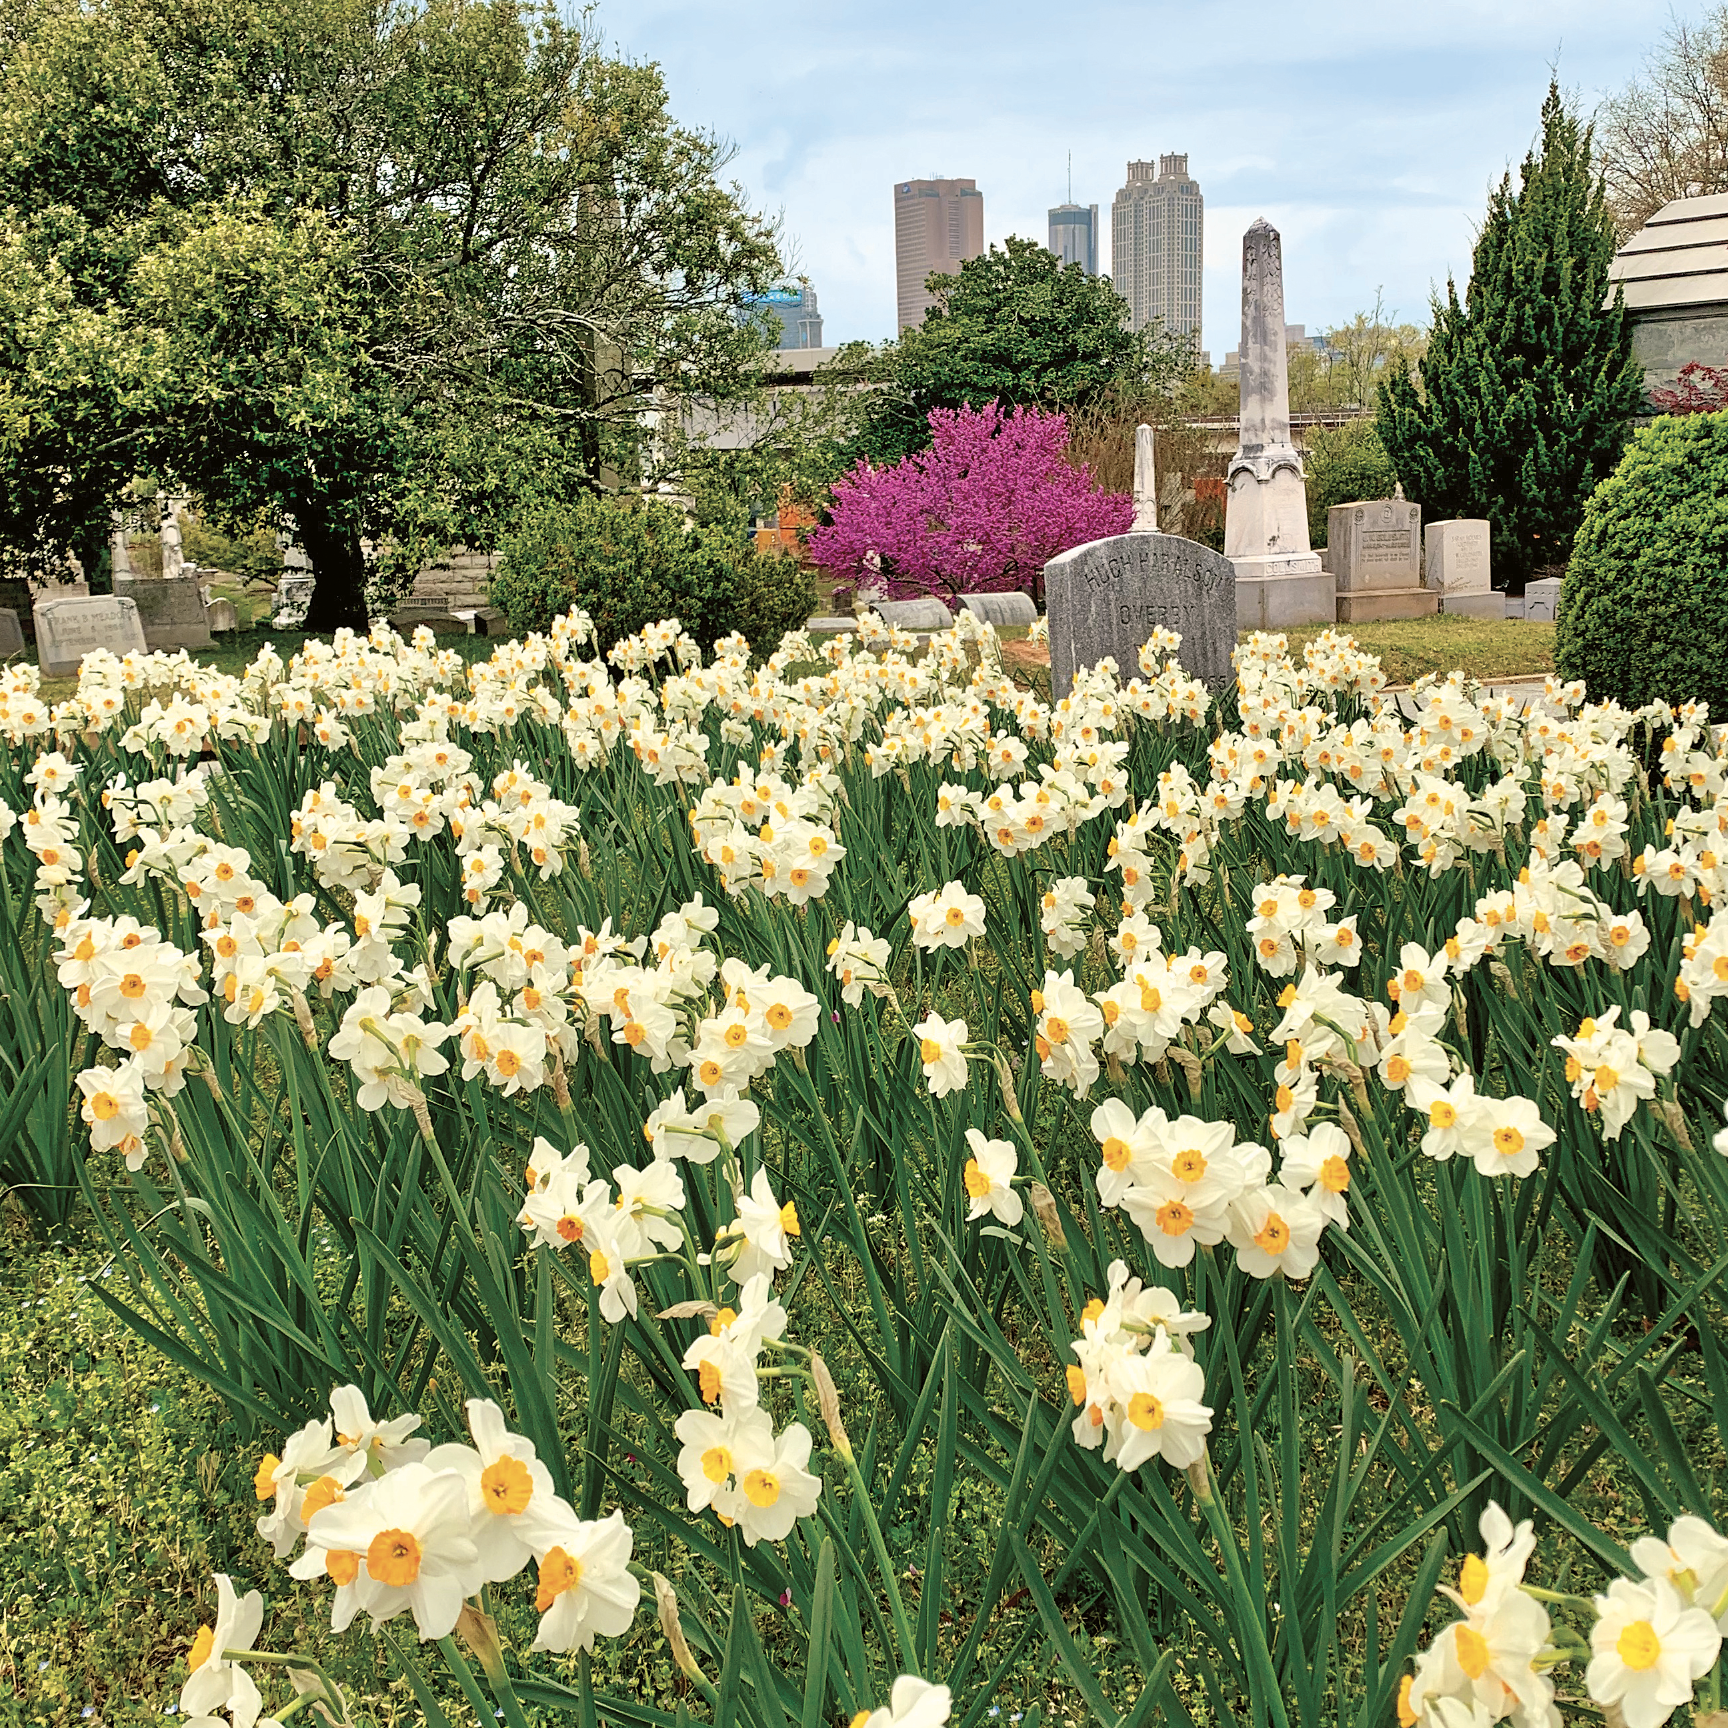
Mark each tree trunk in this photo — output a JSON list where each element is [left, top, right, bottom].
[[297, 509, 370, 634]]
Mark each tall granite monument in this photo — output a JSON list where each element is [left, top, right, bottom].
[[1224, 220, 1333, 629], [1045, 423, 1237, 697]]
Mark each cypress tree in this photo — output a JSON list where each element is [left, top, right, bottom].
[[1378, 82, 1645, 585]]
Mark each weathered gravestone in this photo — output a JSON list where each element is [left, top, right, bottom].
[[207, 597, 239, 633], [874, 596, 954, 632], [1331, 493, 1436, 623], [33, 595, 148, 677], [0, 608, 24, 659], [115, 575, 213, 651], [275, 575, 313, 627], [1045, 533, 1236, 697], [1523, 577, 1564, 623], [1423, 519, 1499, 618], [958, 591, 1038, 628]]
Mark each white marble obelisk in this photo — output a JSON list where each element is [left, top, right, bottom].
[[1224, 219, 1333, 628], [1131, 423, 1160, 533]]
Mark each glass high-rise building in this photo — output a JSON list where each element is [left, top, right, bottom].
[[746, 284, 824, 349], [1111, 154, 1203, 349], [1047, 202, 1098, 275], [894, 178, 984, 331]]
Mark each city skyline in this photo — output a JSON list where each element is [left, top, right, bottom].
[[605, 0, 1678, 349]]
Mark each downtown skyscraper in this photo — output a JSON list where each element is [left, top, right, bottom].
[[1111, 154, 1203, 349], [894, 178, 984, 331]]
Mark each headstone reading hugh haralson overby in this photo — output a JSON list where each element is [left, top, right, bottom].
[[33, 595, 148, 677], [1046, 419, 1237, 697], [1223, 220, 1332, 629], [1046, 533, 1237, 697]]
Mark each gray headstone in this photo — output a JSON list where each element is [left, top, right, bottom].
[[275, 575, 313, 626], [1424, 519, 1491, 594], [1330, 498, 1422, 592], [806, 616, 859, 635], [207, 597, 239, 633], [33, 595, 148, 677], [1523, 577, 1563, 623], [1045, 531, 1237, 697], [114, 575, 212, 651], [957, 591, 1038, 628], [0, 607, 23, 659], [873, 596, 954, 632]]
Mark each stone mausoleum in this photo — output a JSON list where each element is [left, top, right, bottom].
[[1608, 192, 1728, 395]]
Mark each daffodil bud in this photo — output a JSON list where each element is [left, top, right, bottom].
[[810, 1349, 851, 1460], [651, 1572, 707, 1685]]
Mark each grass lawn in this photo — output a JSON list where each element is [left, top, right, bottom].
[[9, 601, 1554, 697], [1274, 616, 1556, 686]]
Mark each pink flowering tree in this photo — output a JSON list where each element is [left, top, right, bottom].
[[809, 401, 1131, 602]]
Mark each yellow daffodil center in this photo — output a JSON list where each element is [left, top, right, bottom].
[[367, 1528, 423, 1587], [536, 1546, 582, 1612], [482, 1455, 535, 1515], [1156, 1200, 1195, 1237], [1127, 1392, 1165, 1431], [187, 1624, 214, 1672], [963, 1160, 992, 1199], [1459, 1553, 1489, 1606], [1254, 1213, 1290, 1254], [1319, 1155, 1351, 1193], [702, 1445, 733, 1484], [301, 1475, 345, 1522], [253, 1453, 281, 1500], [743, 1467, 781, 1507], [1617, 1620, 1661, 1671]]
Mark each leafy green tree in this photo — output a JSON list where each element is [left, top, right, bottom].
[[1377, 83, 1645, 585], [1304, 419, 1398, 547], [842, 236, 1187, 464], [0, 0, 783, 630]]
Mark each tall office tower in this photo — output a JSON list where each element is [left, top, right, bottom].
[[1048, 202, 1099, 274], [895, 178, 984, 331], [1111, 153, 1204, 348]]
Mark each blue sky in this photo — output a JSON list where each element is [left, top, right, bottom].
[[604, 0, 1689, 355]]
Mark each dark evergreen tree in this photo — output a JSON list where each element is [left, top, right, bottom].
[[1377, 83, 1645, 585]]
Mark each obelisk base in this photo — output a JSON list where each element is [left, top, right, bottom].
[[1233, 552, 1334, 630]]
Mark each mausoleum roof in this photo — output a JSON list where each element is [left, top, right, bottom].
[[1608, 193, 1728, 314]]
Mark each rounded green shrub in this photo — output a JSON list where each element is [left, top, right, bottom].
[[491, 493, 815, 654], [1556, 411, 1728, 712]]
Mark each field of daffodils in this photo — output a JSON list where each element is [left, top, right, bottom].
[[1, 607, 1724, 1728]]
